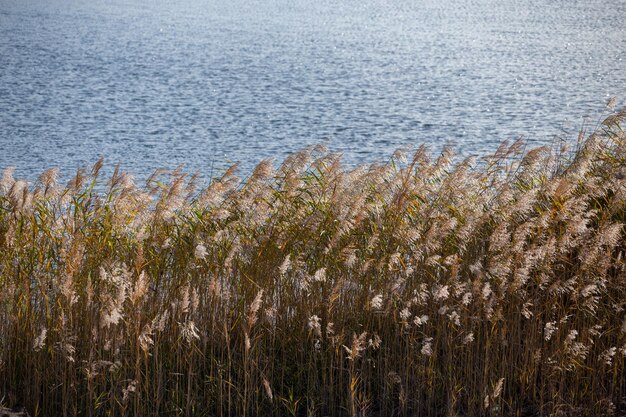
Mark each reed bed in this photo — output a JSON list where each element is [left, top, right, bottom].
[[1, 112, 626, 417]]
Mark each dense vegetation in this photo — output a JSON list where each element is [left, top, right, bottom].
[[1, 111, 625, 416]]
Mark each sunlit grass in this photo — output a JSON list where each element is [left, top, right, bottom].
[[1, 110, 625, 416]]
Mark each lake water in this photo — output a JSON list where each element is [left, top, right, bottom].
[[1, 0, 625, 182]]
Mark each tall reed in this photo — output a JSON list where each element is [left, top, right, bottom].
[[1, 111, 625, 416]]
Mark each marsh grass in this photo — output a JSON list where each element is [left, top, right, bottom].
[[1, 111, 626, 416]]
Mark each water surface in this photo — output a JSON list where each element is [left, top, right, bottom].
[[1, 0, 625, 181]]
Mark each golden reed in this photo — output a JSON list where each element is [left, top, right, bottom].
[[1, 109, 625, 416]]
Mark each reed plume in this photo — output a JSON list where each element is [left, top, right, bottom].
[[1, 114, 626, 416]]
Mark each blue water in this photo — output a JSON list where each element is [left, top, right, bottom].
[[1, 0, 625, 181]]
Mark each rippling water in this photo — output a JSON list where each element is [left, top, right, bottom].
[[1, 0, 625, 181]]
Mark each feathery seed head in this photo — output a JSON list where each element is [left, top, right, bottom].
[[33, 328, 47, 351], [544, 321, 557, 341], [194, 243, 208, 260], [370, 294, 383, 310], [421, 337, 433, 356], [248, 289, 264, 328], [0, 166, 15, 193], [180, 320, 200, 343], [308, 315, 322, 337]]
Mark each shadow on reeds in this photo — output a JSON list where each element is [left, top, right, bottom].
[[1, 109, 625, 417]]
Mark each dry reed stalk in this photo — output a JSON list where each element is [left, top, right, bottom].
[[0, 116, 625, 416]]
